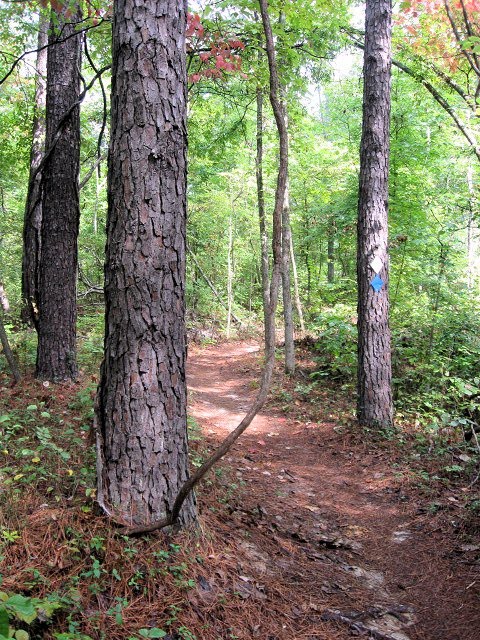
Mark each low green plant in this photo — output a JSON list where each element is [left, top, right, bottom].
[[0, 591, 63, 640], [128, 628, 167, 639]]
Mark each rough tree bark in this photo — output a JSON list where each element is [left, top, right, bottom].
[[95, 0, 196, 528], [357, 0, 394, 429], [22, 11, 48, 327], [36, 4, 82, 381]]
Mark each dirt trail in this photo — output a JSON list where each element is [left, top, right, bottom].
[[188, 341, 480, 640]]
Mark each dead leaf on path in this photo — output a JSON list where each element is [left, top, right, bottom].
[[305, 505, 321, 513]]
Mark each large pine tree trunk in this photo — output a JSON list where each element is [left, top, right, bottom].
[[22, 12, 48, 327], [36, 4, 82, 381], [95, 0, 196, 528], [357, 0, 394, 429]]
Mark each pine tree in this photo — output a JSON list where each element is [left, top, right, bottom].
[[95, 0, 196, 527], [357, 0, 394, 428]]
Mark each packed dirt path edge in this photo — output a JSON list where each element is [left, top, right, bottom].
[[187, 340, 480, 640]]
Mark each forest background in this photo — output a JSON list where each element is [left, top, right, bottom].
[[1, 0, 479, 432]]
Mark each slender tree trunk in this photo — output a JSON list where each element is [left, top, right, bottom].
[[0, 314, 20, 384], [357, 0, 394, 429], [226, 210, 234, 338], [282, 179, 295, 373], [95, 0, 196, 528], [304, 247, 312, 307], [327, 223, 335, 283], [290, 234, 305, 333], [278, 9, 295, 374], [0, 281, 20, 383], [255, 70, 272, 347], [0, 282, 9, 313], [259, 0, 286, 357], [22, 12, 48, 327], [427, 241, 446, 355], [466, 164, 477, 290]]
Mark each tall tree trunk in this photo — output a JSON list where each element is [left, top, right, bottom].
[[22, 12, 48, 327], [95, 0, 196, 528], [226, 209, 234, 339], [357, 0, 394, 429], [466, 164, 477, 291], [118, 0, 286, 536], [36, 4, 82, 381], [259, 0, 285, 353], [282, 179, 295, 374], [278, 9, 295, 374], [255, 51, 272, 348]]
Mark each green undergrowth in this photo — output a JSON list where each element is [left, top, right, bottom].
[[308, 301, 480, 446], [0, 365, 225, 640]]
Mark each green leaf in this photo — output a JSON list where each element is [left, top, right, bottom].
[[26, 406, 37, 412], [0, 607, 8, 637], [14, 630, 29, 640], [5, 595, 36, 623], [139, 630, 167, 639]]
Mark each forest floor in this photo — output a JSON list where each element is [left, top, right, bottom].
[[186, 339, 480, 640], [0, 337, 479, 639]]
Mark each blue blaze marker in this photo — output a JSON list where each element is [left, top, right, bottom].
[[370, 274, 384, 292]]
